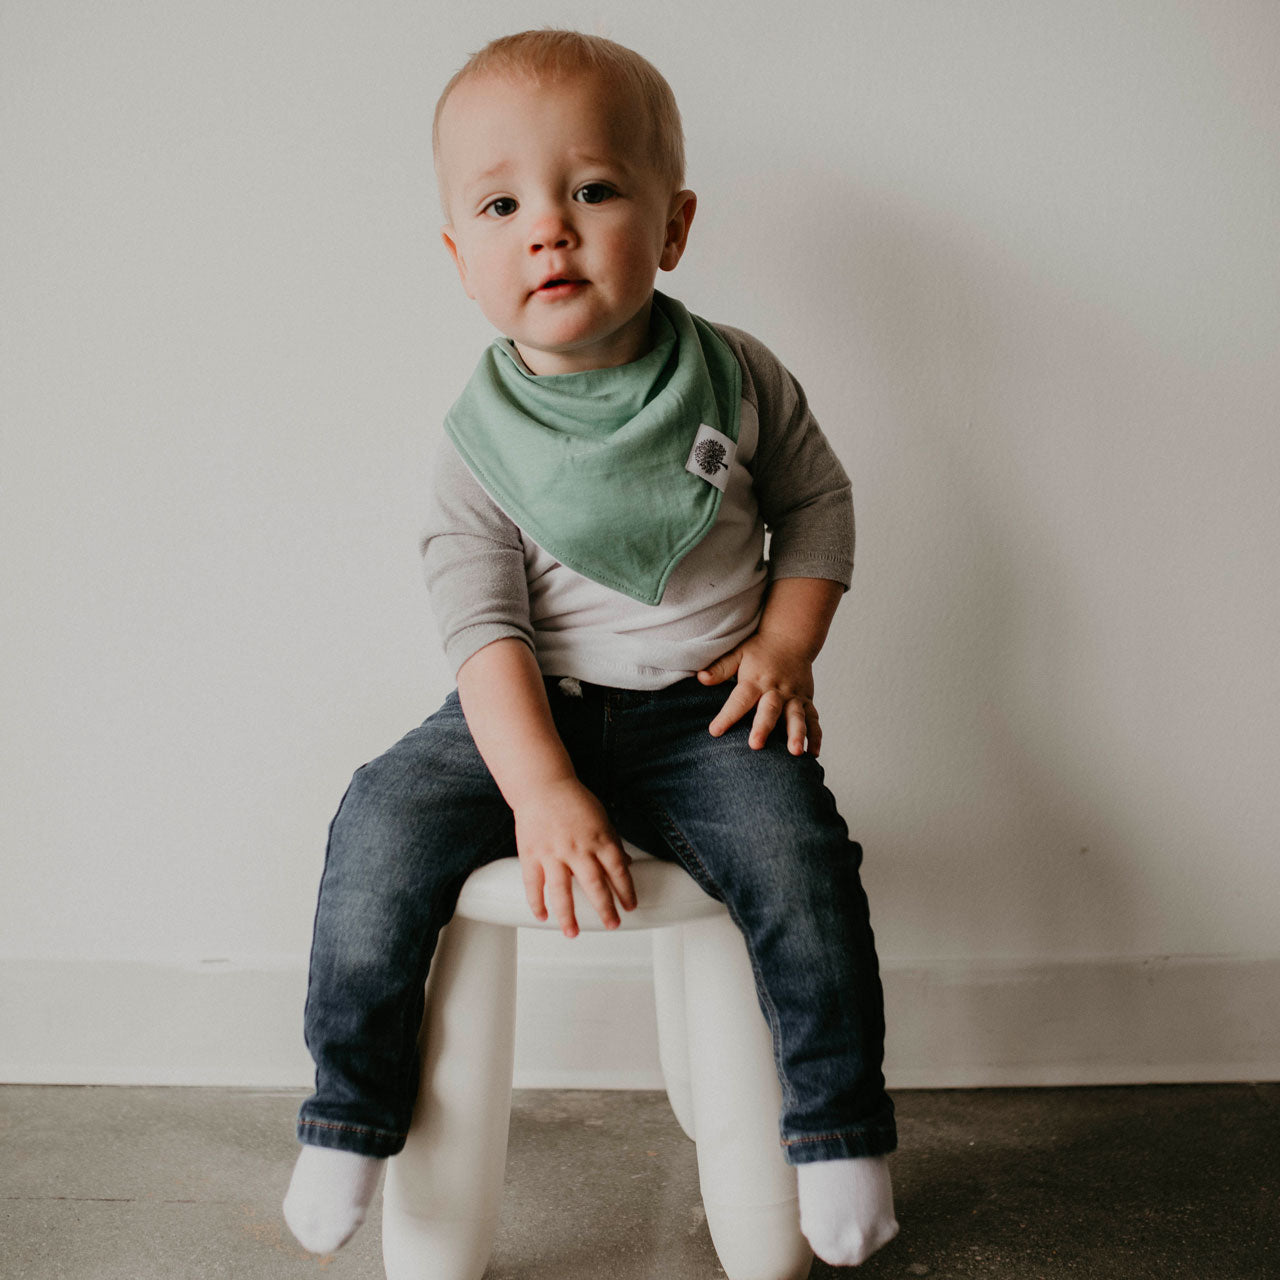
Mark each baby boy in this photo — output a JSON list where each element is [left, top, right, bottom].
[[284, 29, 899, 1268]]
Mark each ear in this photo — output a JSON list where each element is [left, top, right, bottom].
[[441, 226, 475, 298], [659, 190, 697, 272]]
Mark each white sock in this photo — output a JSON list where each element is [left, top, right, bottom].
[[282, 1145, 384, 1255], [796, 1154, 899, 1266]]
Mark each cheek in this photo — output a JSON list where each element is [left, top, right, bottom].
[[605, 224, 661, 284], [467, 245, 516, 304]]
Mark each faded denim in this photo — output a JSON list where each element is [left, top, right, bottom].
[[298, 676, 896, 1164]]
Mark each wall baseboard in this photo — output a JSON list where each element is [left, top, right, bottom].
[[2, 952, 1276, 1089]]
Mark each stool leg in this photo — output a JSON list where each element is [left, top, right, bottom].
[[683, 914, 813, 1280], [652, 926, 696, 1140], [382, 916, 517, 1280]]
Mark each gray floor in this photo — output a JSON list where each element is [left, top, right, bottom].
[[3, 1083, 1277, 1279]]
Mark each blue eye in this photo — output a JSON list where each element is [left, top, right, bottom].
[[575, 183, 616, 205], [482, 197, 518, 218]]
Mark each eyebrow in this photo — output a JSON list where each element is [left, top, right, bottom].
[[571, 151, 623, 166], [569, 151, 633, 174], [461, 161, 513, 195], [462, 152, 632, 191]]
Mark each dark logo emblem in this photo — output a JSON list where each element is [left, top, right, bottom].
[[694, 438, 729, 476]]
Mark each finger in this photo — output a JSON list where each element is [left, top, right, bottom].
[[708, 683, 760, 737], [544, 866, 579, 939], [748, 689, 785, 749], [806, 703, 823, 757], [697, 647, 742, 686], [572, 857, 622, 930], [521, 859, 548, 923], [598, 841, 638, 911], [785, 697, 809, 755]]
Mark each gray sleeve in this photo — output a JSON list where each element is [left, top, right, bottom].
[[419, 437, 535, 675], [711, 323, 855, 590]]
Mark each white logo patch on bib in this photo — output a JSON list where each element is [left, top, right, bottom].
[[685, 423, 737, 493]]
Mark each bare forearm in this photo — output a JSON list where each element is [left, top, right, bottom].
[[455, 637, 635, 935], [455, 638, 575, 809], [757, 576, 844, 660]]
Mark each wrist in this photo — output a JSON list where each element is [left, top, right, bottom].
[[753, 617, 822, 663], [504, 765, 581, 813], [757, 576, 842, 660]]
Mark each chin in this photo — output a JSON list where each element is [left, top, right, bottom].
[[526, 328, 607, 358]]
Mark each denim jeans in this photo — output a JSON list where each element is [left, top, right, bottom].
[[298, 676, 896, 1164]]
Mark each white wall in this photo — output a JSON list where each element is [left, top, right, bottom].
[[3, 1, 1278, 1087]]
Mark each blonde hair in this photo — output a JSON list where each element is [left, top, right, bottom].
[[433, 29, 685, 191]]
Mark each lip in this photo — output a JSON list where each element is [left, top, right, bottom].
[[532, 276, 588, 298]]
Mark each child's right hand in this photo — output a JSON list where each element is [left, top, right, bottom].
[[512, 778, 637, 938]]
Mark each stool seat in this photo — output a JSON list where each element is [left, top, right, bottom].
[[455, 842, 725, 929], [382, 847, 814, 1280]]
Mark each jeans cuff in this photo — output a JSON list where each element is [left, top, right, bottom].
[[297, 1116, 406, 1158], [781, 1122, 898, 1164]]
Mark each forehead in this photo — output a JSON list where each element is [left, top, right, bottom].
[[437, 70, 649, 183]]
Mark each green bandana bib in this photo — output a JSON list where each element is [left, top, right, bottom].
[[444, 291, 742, 605]]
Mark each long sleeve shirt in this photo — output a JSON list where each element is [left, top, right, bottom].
[[420, 322, 854, 690]]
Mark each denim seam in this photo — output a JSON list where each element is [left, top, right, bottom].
[[301, 774, 362, 1049], [298, 1118, 404, 1141], [641, 801, 798, 1116], [781, 1124, 895, 1146], [392, 815, 519, 1118]]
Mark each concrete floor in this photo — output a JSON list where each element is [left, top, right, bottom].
[[2, 1084, 1277, 1279]]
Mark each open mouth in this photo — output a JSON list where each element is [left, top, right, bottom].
[[537, 278, 585, 293]]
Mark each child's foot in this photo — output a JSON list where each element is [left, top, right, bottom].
[[282, 1145, 384, 1255], [796, 1154, 899, 1266]]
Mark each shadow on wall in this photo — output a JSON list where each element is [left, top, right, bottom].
[[743, 173, 1256, 1075]]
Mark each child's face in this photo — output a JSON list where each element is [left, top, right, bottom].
[[437, 71, 695, 375]]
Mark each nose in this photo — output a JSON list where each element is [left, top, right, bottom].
[[527, 204, 579, 253]]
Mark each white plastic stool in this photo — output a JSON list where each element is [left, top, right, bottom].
[[381, 844, 814, 1280]]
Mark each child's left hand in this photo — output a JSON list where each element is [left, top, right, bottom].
[[697, 633, 822, 756]]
